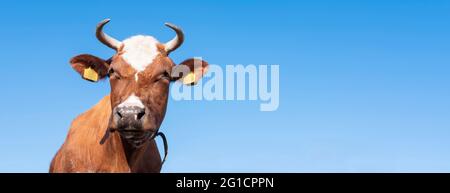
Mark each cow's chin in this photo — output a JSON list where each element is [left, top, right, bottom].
[[120, 130, 153, 148], [109, 123, 156, 148], [107, 115, 158, 148], [116, 127, 155, 148]]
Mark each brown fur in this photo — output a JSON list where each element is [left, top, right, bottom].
[[50, 95, 162, 172]]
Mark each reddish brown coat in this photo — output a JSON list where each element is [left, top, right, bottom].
[[49, 95, 162, 173]]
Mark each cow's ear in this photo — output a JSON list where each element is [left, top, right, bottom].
[[171, 58, 209, 85], [70, 54, 109, 82]]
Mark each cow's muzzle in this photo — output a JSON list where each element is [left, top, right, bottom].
[[110, 106, 155, 147], [115, 106, 146, 124]]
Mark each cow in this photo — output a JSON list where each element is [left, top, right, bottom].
[[49, 19, 209, 173]]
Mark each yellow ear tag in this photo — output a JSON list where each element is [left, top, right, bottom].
[[83, 67, 99, 82], [182, 72, 197, 85]]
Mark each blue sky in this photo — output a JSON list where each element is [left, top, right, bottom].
[[0, 0, 449, 172]]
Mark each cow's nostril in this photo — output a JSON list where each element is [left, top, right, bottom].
[[137, 111, 145, 120], [116, 111, 123, 118]]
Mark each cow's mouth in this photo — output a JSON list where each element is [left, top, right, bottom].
[[113, 128, 155, 148]]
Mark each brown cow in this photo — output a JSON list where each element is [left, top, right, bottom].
[[50, 19, 208, 173]]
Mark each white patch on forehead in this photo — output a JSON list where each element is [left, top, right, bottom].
[[117, 93, 145, 108], [122, 35, 160, 72]]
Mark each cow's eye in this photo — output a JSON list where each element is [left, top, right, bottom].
[[157, 71, 170, 81], [109, 68, 121, 79]]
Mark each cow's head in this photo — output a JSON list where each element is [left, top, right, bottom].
[[70, 19, 208, 147]]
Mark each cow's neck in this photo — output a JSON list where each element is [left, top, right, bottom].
[[121, 138, 148, 167]]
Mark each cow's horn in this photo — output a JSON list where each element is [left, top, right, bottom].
[[96, 19, 121, 50], [164, 23, 184, 55]]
